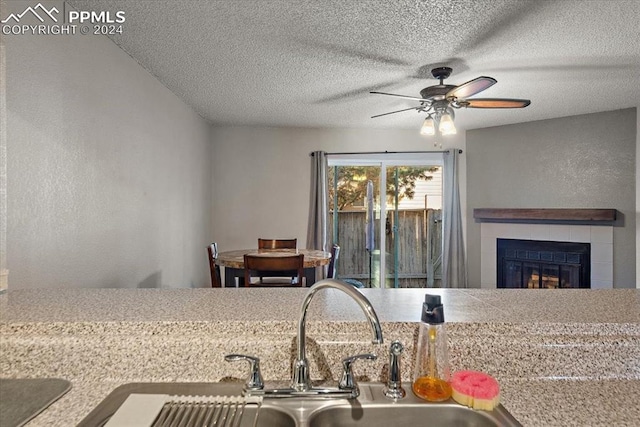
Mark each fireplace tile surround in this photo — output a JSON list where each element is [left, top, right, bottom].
[[480, 223, 613, 289]]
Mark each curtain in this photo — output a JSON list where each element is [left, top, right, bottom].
[[306, 151, 329, 251], [442, 149, 467, 288]]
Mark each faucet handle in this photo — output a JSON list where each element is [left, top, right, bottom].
[[339, 353, 377, 392], [224, 354, 264, 390]]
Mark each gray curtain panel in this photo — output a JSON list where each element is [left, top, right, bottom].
[[306, 151, 329, 251], [442, 149, 468, 288]]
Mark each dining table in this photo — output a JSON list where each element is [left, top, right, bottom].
[[215, 248, 332, 287]]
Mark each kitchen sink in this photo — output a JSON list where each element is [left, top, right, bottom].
[[307, 403, 516, 427], [304, 383, 521, 427], [78, 382, 521, 427], [78, 382, 295, 427]]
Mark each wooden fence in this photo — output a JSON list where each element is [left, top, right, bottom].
[[329, 209, 442, 288]]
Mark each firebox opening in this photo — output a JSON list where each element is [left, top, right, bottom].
[[497, 239, 590, 289]]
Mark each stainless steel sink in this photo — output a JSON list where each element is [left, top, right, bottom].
[[78, 382, 296, 427], [307, 403, 516, 427], [303, 383, 521, 427], [78, 382, 521, 427]]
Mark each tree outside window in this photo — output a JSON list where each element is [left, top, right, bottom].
[[329, 166, 439, 211]]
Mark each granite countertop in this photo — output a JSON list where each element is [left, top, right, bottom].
[[2, 288, 639, 324], [1, 288, 639, 426]]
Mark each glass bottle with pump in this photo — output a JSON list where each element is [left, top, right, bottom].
[[412, 294, 452, 401]]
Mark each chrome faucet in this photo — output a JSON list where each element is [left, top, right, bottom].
[[292, 279, 384, 392], [226, 279, 383, 398]]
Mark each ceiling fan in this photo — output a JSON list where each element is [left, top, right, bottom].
[[370, 67, 531, 135]]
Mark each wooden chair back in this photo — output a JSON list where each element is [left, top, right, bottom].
[[207, 242, 222, 288], [258, 238, 297, 249], [244, 254, 304, 287]]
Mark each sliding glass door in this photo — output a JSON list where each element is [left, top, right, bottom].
[[328, 165, 381, 286], [328, 153, 443, 288]]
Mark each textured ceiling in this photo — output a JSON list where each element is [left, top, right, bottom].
[[68, 0, 640, 131]]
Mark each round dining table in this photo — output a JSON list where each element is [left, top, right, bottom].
[[216, 248, 332, 287]]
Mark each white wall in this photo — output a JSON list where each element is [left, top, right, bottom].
[[211, 126, 465, 252], [5, 3, 212, 289]]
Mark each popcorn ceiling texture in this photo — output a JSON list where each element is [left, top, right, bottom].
[[65, 0, 640, 131], [1, 288, 639, 426]]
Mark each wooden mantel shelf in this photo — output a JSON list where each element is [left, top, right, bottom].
[[473, 208, 617, 224]]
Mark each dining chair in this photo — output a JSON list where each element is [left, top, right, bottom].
[[257, 238, 298, 282], [326, 244, 364, 288], [243, 254, 304, 287], [258, 238, 297, 249], [207, 242, 222, 288]]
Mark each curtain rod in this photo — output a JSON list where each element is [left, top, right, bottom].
[[310, 149, 463, 156]]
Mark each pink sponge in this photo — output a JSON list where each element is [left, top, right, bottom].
[[450, 370, 500, 411]]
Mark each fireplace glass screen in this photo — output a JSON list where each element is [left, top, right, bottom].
[[497, 239, 590, 289]]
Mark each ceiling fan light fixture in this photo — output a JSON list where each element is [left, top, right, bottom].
[[420, 116, 436, 136], [370, 67, 529, 137], [439, 111, 456, 135]]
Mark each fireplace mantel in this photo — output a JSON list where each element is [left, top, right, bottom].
[[473, 208, 617, 224]]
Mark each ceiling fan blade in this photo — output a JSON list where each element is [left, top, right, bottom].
[[461, 98, 531, 108], [371, 106, 424, 118], [370, 91, 431, 102], [446, 76, 497, 100], [315, 78, 411, 103]]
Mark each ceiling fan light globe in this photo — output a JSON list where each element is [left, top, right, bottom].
[[420, 116, 436, 136], [420, 117, 436, 136], [439, 113, 457, 135]]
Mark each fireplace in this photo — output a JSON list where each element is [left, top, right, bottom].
[[497, 239, 590, 289]]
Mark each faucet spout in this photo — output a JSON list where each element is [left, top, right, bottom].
[[292, 279, 383, 391]]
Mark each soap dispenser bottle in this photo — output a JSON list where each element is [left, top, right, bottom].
[[412, 294, 452, 401]]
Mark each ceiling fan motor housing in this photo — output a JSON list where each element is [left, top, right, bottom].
[[420, 85, 455, 101]]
